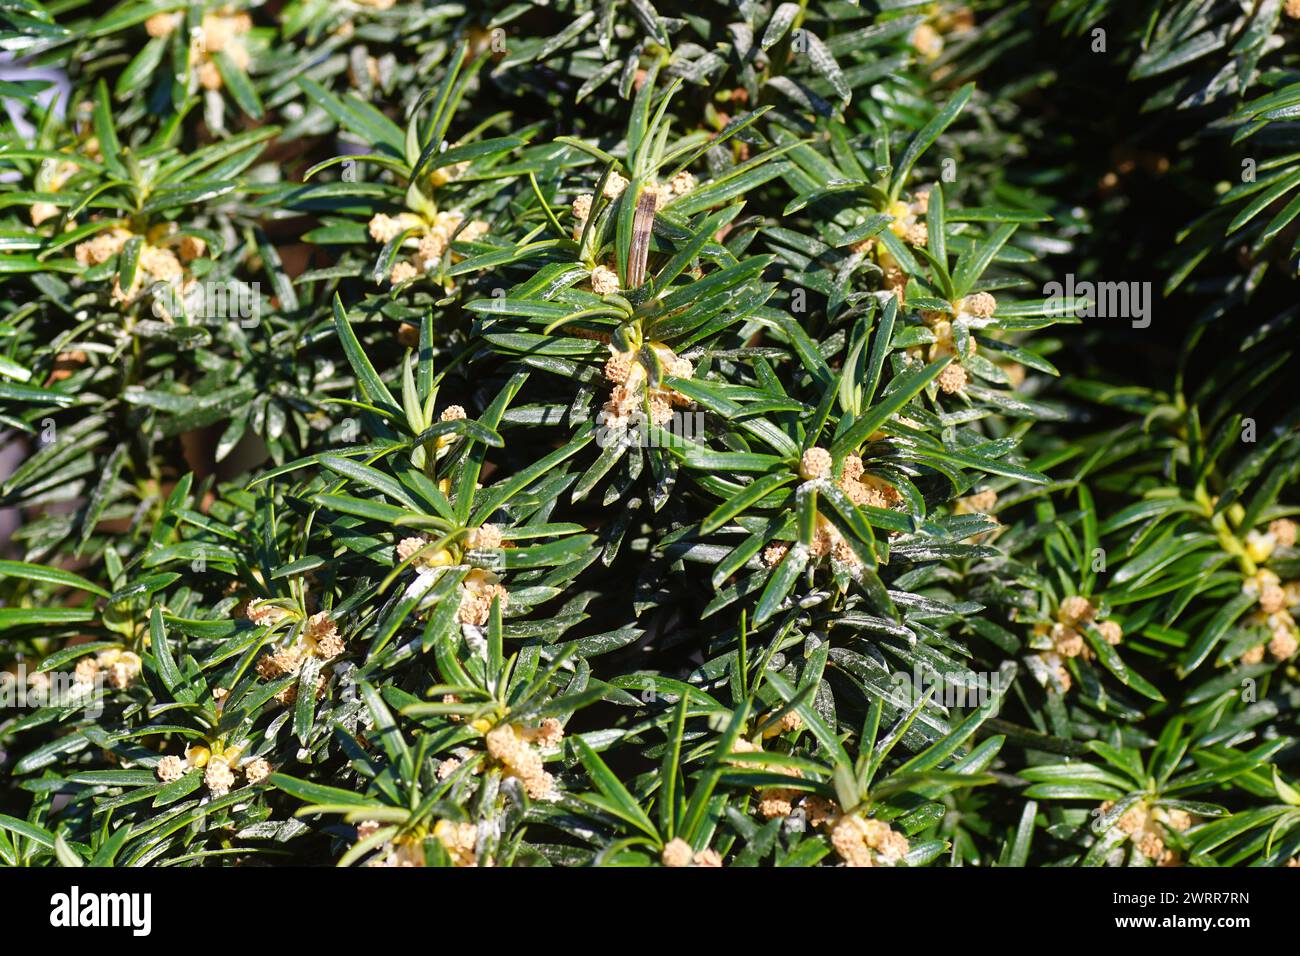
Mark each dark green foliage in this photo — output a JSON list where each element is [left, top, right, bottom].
[[0, 0, 1296, 868]]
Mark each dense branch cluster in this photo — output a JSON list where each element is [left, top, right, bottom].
[[0, 1, 1298, 868]]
